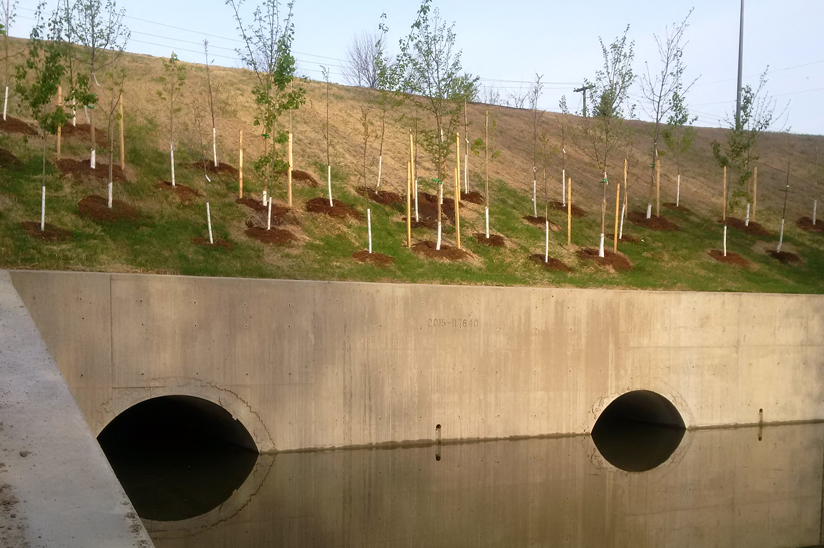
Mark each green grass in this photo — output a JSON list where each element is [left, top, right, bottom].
[[1, 126, 823, 294]]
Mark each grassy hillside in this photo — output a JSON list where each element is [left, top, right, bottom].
[[1, 38, 823, 293]]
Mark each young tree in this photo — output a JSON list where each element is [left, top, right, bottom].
[[65, 0, 130, 168], [639, 10, 695, 218], [529, 73, 544, 216], [343, 30, 385, 89], [156, 52, 186, 187], [204, 40, 218, 168], [561, 25, 636, 257], [2, 0, 17, 121], [472, 110, 499, 238], [374, 14, 404, 190], [14, 4, 71, 230], [226, 0, 304, 208], [662, 88, 696, 207]]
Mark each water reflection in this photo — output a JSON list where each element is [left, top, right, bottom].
[[142, 424, 824, 548]]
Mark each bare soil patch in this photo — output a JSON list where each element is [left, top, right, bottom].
[[305, 197, 364, 220], [245, 226, 297, 245], [796, 217, 824, 233], [708, 249, 751, 267], [237, 196, 268, 212], [356, 186, 403, 205], [474, 233, 505, 247], [78, 194, 141, 222], [628, 211, 680, 232], [417, 192, 456, 222], [461, 190, 484, 204], [0, 148, 20, 168], [405, 217, 437, 230], [767, 250, 801, 265], [605, 233, 640, 243], [550, 200, 587, 218], [156, 181, 202, 203], [0, 116, 37, 135], [529, 253, 572, 272], [522, 215, 562, 231], [60, 123, 108, 147], [191, 160, 239, 177], [291, 169, 320, 187], [412, 240, 470, 261], [577, 248, 633, 271], [57, 158, 126, 182], [20, 221, 72, 242], [720, 217, 771, 237], [193, 237, 233, 250], [353, 250, 395, 266], [663, 202, 692, 213]]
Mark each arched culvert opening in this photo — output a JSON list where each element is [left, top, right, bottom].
[[591, 390, 686, 472], [98, 395, 259, 522]]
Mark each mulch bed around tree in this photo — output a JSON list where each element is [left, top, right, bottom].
[[193, 237, 233, 250], [767, 250, 801, 265], [461, 190, 484, 204], [550, 200, 587, 218], [244, 226, 297, 245], [77, 194, 141, 222], [0, 117, 37, 135], [474, 233, 505, 247], [305, 197, 364, 220], [57, 158, 127, 182], [528, 253, 572, 272], [191, 160, 239, 177], [412, 240, 470, 261], [416, 192, 456, 222], [157, 181, 202, 203], [20, 221, 72, 242], [605, 233, 640, 243], [577, 247, 633, 271], [406, 217, 438, 230], [292, 169, 320, 187], [796, 217, 824, 233], [356, 186, 403, 205], [708, 249, 751, 267], [352, 250, 395, 266], [237, 196, 269, 212], [628, 211, 680, 231], [60, 123, 108, 147], [720, 217, 771, 237], [522, 215, 562, 231], [0, 148, 20, 168], [663, 202, 692, 213]]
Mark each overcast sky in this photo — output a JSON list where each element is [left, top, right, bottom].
[[12, 0, 824, 135]]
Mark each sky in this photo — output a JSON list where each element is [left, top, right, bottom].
[[11, 0, 824, 135]]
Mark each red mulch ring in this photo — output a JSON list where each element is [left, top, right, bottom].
[[416, 192, 456, 222], [577, 248, 633, 271], [244, 226, 297, 245], [606, 233, 640, 243], [292, 169, 320, 187], [474, 233, 505, 247], [719, 217, 771, 237], [461, 191, 484, 204], [0, 148, 20, 167], [796, 217, 824, 233], [156, 181, 202, 203], [77, 195, 141, 222], [190, 160, 239, 177], [305, 197, 364, 220], [663, 202, 692, 213], [522, 215, 562, 231], [628, 211, 680, 232], [356, 186, 403, 205], [60, 123, 108, 147], [353, 250, 395, 266], [237, 196, 269, 212], [0, 116, 37, 136], [708, 249, 751, 267], [193, 237, 233, 250], [550, 200, 587, 218], [57, 158, 127, 182], [20, 221, 72, 242], [528, 253, 572, 272], [767, 250, 801, 265], [412, 241, 470, 261]]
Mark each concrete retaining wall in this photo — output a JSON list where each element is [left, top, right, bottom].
[[10, 270, 824, 452]]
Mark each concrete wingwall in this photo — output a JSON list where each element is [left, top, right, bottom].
[[9, 270, 824, 452]]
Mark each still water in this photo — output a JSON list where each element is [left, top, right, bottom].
[[106, 422, 824, 548]]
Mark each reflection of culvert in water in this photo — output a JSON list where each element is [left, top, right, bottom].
[[591, 390, 686, 472], [98, 395, 258, 521]]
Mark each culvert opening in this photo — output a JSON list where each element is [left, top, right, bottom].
[[98, 395, 259, 521], [591, 390, 686, 472]]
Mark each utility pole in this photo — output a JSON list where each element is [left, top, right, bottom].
[[735, 0, 745, 130], [574, 85, 595, 118]]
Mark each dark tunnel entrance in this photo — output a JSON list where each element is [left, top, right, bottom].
[[591, 390, 686, 472], [98, 395, 259, 521]]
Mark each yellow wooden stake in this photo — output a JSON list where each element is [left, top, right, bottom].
[[454, 165, 461, 249], [287, 132, 293, 207], [238, 129, 243, 198], [56, 86, 62, 160], [407, 161, 412, 248], [119, 93, 125, 170], [567, 178, 572, 247], [752, 166, 758, 221], [614, 171, 621, 253]]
